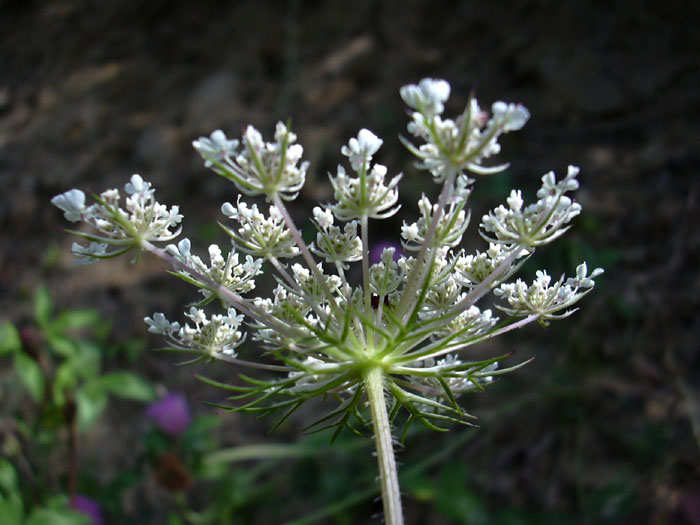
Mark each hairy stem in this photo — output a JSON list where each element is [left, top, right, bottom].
[[364, 367, 404, 525]]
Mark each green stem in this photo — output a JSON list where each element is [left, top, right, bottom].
[[271, 194, 338, 315], [394, 167, 457, 321], [364, 367, 404, 525]]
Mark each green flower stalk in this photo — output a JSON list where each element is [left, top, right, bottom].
[[52, 78, 602, 524]]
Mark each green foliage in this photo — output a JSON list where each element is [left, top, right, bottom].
[[0, 286, 154, 522], [1, 286, 156, 428], [97, 371, 156, 401], [13, 351, 45, 402], [25, 507, 91, 525], [435, 463, 488, 523], [0, 322, 21, 357]]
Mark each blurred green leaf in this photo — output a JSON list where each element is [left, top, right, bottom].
[[476, 168, 515, 200], [98, 371, 156, 401], [435, 462, 488, 524], [54, 361, 79, 400], [196, 222, 221, 242], [107, 336, 146, 362], [33, 286, 53, 328], [0, 458, 19, 493], [47, 334, 79, 360], [167, 513, 185, 525], [583, 481, 636, 523], [51, 309, 101, 333], [0, 322, 21, 357], [400, 470, 434, 502], [76, 384, 108, 430], [13, 353, 44, 402], [0, 496, 23, 525], [71, 341, 101, 380], [181, 414, 222, 453], [26, 508, 90, 525]]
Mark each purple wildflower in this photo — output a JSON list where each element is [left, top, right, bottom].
[[147, 393, 191, 436], [71, 494, 103, 525]]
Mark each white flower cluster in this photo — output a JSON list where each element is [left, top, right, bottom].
[[251, 285, 322, 350], [368, 247, 404, 298], [455, 243, 525, 287], [53, 78, 603, 438], [145, 307, 245, 357], [494, 263, 603, 324], [51, 174, 182, 263], [434, 305, 497, 341], [329, 129, 402, 221], [289, 263, 343, 306], [193, 122, 308, 200], [417, 255, 462, 319], [221, 197, 300, 259], [400, 78, 530, 181], [401, 189, 471, 251], [190, 129, 239, 168], [481, 166, 582, 248], [310, 207, 363, 269], [413, 257, 500, 341], [165, 238, 263, 301]]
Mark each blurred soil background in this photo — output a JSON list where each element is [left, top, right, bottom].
[[1, 0, 699, 523]]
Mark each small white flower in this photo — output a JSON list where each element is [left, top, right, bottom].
[[144, 312, 180, 335], [401, 222, 420, 242], [313, 206, 334, 229], [54, 175, 182, 264], [167, 237, 262, 297], [208, 244, 224, 266], [506, 190, 523, 211], [192, 130, 239, 168], [124, 174, 150, 195], [400, 78, 451, 116], [150, 307, 245, 357], [51, 189, 86, 222], [491, 101, 530, 132], [187, 307, 207, 325], [566, 263, 604, 288], [341, 128, 383, 172], [419, 78, 451, 113]]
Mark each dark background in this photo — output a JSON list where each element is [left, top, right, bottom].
[[1, 0, 699, 523]]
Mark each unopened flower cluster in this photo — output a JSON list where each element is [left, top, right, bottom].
[[53, 78, 602, 432]]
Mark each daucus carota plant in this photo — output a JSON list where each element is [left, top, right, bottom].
[[52, 78, 602, 524]]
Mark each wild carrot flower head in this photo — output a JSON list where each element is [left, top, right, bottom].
[[53, 79, 602, 437]]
